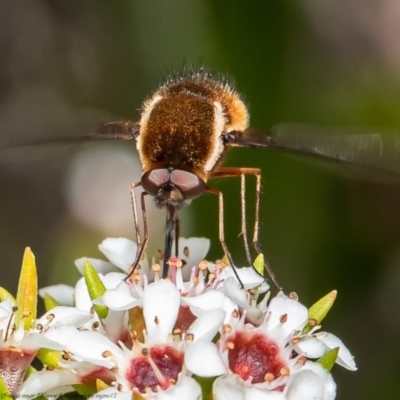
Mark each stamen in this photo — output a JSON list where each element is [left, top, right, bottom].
[[198, 260, 208, 271], [297, 356, 307, 365], [288, 292, 299, 301], [280, 367, 290, 376], [4, 308, 17, 342], [215, 262, 225, 272], [308, 318, 317, 327], [168, 257, 183, 269], [208, 273, 216, 282], [279, 314, 288, 323], [291, 336, 301, 345], [46, 314, 55, 322], [186, 333, 194, 341], [183, 246, 190, 257], [226, 340, 235, 350], [102, 350, 112, 358], [231, 309, 240, 319], [264, 372, 275, 382], [151, 263, 161, 281], [152, 263, 161, 273]]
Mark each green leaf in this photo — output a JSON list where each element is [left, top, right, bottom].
[[253, 253, 265, 276], [37, 348, 62, 367], [83, 260, 108, 319], [25, 365, 37, 379], [303, 290, 337, 333], [73, 383, 97, 396], [43, 293, 60, 311], [317, 347, 339, 371], [16, 247, 38, 330], [0, 374, 11, 397]]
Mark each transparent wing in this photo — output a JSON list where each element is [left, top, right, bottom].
[[228, 124, 400, 179], [269, 123, 400, 175]]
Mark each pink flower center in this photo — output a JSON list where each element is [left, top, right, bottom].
[[126, 345, 184, 393], [227, 331, 286, 384], [0, 348, 36, 396]]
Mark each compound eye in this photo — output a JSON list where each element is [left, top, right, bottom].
[[141, 169, 170, 196], [170, 170, 206, 200]]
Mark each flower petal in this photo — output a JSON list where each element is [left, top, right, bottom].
[[213, 374, 246, 400], [157, 376, 202, 400], [38, 285, 74, 306], [64, 330, 124, 368], [19, 369, 78, 396], [143, 280, 180, 342], [285, 362, 336, 400], [295, 336, 327, 359], [187, 309, 225, 342], [263, 296, 308, 340], [102, 282, 142, 311], [185, 339, 226, 377], [174, 237, 210, 275], [36, 306, 92, 328], [182, 290, 225, 316], [75, 257, 118, 275], [99, 237, 137, 272]]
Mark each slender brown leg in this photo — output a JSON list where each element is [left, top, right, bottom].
[[240, 173, 252, 266], [125, 184, 149, 281], [211, 167, 282, 290], [130, 182, 142, 247], [205, 186, 244, 288]]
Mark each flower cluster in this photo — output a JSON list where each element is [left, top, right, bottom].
[[0, 238, 356, 399]]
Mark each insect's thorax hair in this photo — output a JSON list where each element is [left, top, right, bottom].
[[137, 70, 249, 182]]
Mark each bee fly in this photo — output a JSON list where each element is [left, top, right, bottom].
[[104, 69, 276, 286]]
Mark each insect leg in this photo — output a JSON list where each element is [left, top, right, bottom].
[[130, 182, 142, 247], [125, 185, 149, 281], [211, 167, 282, 290], [206, 186, 244, 289], [211, 168, 253, 266]]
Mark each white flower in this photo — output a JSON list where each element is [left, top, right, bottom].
[[209, 290, 355, 399], [0, 298, 88, 397], [46, 279, 220, 399]]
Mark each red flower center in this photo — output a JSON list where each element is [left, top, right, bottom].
[[126, 345, 184, 393], [227, 330, 286, 384]]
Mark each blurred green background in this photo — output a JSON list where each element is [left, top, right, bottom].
[[1, 1, 399, 398]]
